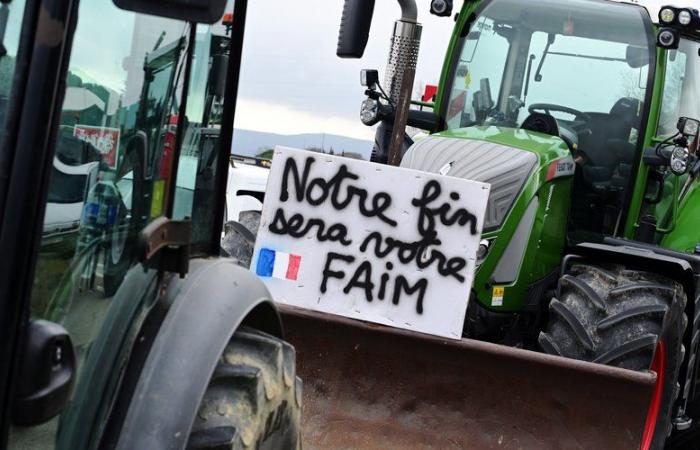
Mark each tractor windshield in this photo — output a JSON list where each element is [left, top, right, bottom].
[[444, 0, 653, 145]]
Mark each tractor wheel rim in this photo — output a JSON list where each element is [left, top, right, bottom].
[[640, 340, 666, 450]]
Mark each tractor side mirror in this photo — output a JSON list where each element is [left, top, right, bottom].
[[407, 110, 438, 131], [12, 320, 76, 425], [113, 0, 227, 24], [626, 45, 650, 68], [337, 0, 376, 58], [209, 54, 229, 98]]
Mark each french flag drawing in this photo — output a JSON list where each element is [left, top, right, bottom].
[[256, 248, 301, 281]]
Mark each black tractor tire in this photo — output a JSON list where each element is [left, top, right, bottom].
[[539, 264, 686, 449], [187, 327, 302, 450]]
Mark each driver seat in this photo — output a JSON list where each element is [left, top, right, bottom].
[[579, 97, 641, 186]]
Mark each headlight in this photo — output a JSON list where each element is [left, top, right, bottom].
[[673, 147, 687, 160], [476, 239, 491, 261], [671, 158, 687, 175], [670, 146, 689, 175], [678, 9, 692, 26], [657, 28, 679, 50], [360, 98, 380, 126], [660, 7, 676, 24]]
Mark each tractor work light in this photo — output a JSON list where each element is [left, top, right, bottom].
[[678, 9, 692, 25], [660, 7, 676, 24], [360, 69, 379, 88], [430, 0, 453, 17], [657, 28, 680, 50], [678, 117, 700, 139], [659, 6, 700, 28]]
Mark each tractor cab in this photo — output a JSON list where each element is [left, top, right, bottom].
[[437, 0, 699, 239]]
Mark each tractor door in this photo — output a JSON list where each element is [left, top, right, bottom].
[[0, 1, 232, 448]]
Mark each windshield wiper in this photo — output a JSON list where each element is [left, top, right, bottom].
[[535, 33, 555, 82], [546, 51, 626, 63], [524, 54, 536, 103]]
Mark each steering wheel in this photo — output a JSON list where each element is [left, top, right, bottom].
[[528, 103, 591, 127]]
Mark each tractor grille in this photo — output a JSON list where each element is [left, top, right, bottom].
[[401, 136, 538, 232]]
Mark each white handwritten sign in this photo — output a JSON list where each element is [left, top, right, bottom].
[[251, 147, 490, 339]]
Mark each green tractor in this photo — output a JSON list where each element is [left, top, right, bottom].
[[332, 0, 700, 447]]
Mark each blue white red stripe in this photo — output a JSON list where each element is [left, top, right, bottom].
[[256, 248, 301, 280]]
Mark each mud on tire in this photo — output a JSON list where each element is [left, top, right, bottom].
[[187, 327, 302, 450], [539, 264, 687, 449]]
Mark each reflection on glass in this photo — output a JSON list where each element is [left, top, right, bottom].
[[10, 1, 190, 448], [445, 0, 650, 133], [173, 20, 232, 249], [658, 39, 700, 138], [0, 0, 27, 142]]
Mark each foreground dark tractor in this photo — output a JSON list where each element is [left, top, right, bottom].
[[0, 1, 300, 449]]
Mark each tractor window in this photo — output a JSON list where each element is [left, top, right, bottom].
[[445, 17, 510, 129], [443, 0, 653, 237], [658, 39, 700, 138], [444, 0, 651, 132], [0, 0, 27, 142], [173, 25, 232, 251], [8, 1, 191, 448], [523, 32, 648, 121]]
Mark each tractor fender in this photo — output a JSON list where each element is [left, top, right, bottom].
[[571, 240, 700, 418], [115, 258, 282, 450], [574, 240, 700, 297]]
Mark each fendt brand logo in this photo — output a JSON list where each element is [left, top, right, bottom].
[[546, 155, 576, 181]]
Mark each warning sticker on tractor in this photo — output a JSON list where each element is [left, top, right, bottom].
[[251, 147, 491, 339], [492, 286, 505, 307]]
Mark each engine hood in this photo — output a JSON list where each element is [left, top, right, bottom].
[[435, 126, 572, 160], [401, 126, 572, 232]]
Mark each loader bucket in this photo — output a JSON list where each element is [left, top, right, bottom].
[[280, 306, 657, 450]]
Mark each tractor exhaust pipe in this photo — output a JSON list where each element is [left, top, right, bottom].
[[337, 0, 421, 165], [383, 10, 421, 165]]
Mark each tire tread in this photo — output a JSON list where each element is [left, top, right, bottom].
[[186, 328, 301, 449]]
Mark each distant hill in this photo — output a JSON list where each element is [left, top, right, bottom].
[[232, 129, 373, 160]]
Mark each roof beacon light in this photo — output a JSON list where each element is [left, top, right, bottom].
[[660, 7, 676, 24]]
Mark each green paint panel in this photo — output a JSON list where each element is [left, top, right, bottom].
[[662, 178, 700, 255], [432, 126, 572, 311]]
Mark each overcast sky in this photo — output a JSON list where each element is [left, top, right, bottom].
[[232, 0, 677, 141], [233, 0, 455, 140]]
